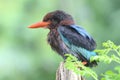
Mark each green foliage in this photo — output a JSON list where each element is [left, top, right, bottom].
[[101, 66, 120, 80], [65, 54, 98, 80], [92, 40, 120, 64], [65, 40, 120, 80]]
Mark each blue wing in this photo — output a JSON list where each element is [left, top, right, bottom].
[[57, 25, 97, 60]]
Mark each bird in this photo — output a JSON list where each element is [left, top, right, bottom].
[[28, 10, 97, 67]]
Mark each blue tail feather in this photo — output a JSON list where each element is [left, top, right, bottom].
[[71, 45, 97, 60]]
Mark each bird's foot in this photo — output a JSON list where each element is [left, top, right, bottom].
[[82, 61, 87, 65]]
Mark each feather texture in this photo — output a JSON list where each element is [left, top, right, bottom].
[[57, 25, 97, 60]]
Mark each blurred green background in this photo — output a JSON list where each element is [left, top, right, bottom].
[[0, 0, 120, 80]]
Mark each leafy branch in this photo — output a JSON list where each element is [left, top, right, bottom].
[[65, 40, 120, 80], [92, 40, 120, 64], [65, 54, 98, 80]]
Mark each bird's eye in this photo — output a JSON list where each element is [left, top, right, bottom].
[[51, 17, 61, 23]]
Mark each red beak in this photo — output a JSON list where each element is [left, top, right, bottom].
[[28, 21, 50, 28]]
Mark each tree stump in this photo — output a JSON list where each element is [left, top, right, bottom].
[[56, 62, 85, 80]]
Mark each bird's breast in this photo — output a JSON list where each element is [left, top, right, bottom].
[[47, 30, 69, 57]]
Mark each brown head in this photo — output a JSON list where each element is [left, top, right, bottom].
[[28, 10, 75, 29]]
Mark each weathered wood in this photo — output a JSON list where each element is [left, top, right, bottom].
[[56, 62, 85, 80]]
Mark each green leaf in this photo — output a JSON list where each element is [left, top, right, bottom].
[[65, 40, 120, 80]]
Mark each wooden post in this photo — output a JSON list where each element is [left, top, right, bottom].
[[56, 62, 85, 80]]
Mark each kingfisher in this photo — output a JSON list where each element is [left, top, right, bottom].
[[28, 10, 97, 67]]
